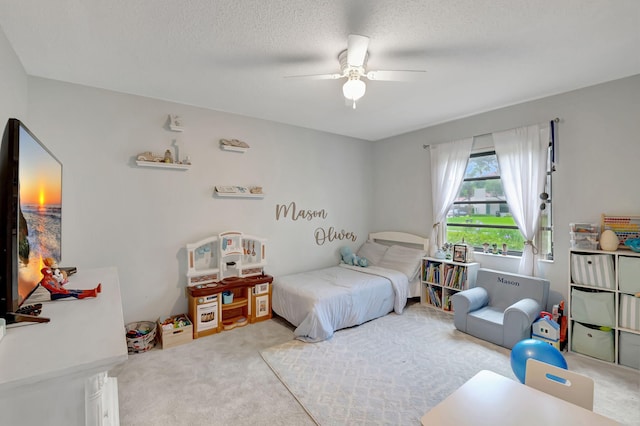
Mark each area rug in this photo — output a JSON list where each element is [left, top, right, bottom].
[[261, 304, 515, 425], [261, 303, 639, 426]]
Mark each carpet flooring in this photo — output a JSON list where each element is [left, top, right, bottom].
[[113, 317, 315, 426], [261, 303, 640, 425], [114, 302, 639, 425]]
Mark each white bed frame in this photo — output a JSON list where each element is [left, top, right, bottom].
[[369, 231, 429, 251], [272, 231, 430, 342]]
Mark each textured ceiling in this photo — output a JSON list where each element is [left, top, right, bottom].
[[0, 0, 639, 141]]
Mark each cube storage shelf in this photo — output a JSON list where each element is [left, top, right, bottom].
[[568, 248, 640, 369], [421, 257, 479, 312]]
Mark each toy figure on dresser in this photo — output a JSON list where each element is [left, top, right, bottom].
[[39, 258, 101, 300]]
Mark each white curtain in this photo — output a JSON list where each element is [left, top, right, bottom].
[[429, 138, 473, 256], [493, 124, 550, 276]]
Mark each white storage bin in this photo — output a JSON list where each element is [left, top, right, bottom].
[[570, 253, 615, 289], [619, 294, 640, 331], [619, 331, 640, 370], [571, 288, 615, 327], [569, 232, 599, 250], [569, 223, 599, 233], [571, 321, 614, 362], [619, 256, 640, 294]]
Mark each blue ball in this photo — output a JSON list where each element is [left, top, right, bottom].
[[510, 339, 567, 383]]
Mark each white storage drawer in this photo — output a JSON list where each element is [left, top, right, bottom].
[[619, 294, 640, 331], [619, 256, 640, 294], [571, 321, 614, 362], [571, 288, 615, 327], [570, 253, 615, 289], [619, 331, 640, 369]]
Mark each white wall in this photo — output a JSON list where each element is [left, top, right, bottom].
[[372, 74, 640, 305], [26, 78, 373, 323], [4, 22, 639, 321], [0, 26, 27, 126]]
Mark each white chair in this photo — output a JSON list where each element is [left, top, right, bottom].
[[525, 358, 594, 410]]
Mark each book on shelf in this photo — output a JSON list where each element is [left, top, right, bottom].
[[443, 294, 452, 311], [425, 261, 442, 284], [427, 285, 442, 308]]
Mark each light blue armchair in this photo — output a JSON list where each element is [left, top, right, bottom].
[[451, 268, 550, 349]]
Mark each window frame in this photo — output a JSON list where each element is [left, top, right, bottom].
[[445, 146, 554, 259]]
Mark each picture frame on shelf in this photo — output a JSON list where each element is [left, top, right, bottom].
[[254, 283, 269, 295], [453, 244, 467, 263], [255, 295, 269, 318]]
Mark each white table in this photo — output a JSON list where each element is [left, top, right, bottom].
[[421, 370, 619, 426], [0, 267, 128, 426]]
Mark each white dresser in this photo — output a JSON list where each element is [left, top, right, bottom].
[[0, 267, 128, 426]]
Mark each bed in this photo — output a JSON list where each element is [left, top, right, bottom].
[[272, 231, 429, 342]]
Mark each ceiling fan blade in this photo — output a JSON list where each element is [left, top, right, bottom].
[[365, 69, 427, 81], [284, 73, 343, 80], [347, 34, 369, 67]]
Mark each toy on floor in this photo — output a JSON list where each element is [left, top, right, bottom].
[[340, 246, 368, 267], [39, 258, 102, 300], [532, 312, 561, 349], [510, 338, 567, 383]]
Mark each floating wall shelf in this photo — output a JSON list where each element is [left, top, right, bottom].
[[220, 145, 248, 153], [220, 139, 250, 153], [214, 186, 264, 198], [214, 192, 264, 199], [136, 160, 191, 170], [168, 114, 184, 132]]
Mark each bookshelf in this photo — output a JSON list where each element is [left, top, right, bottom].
[[421, 257, 479, 312]]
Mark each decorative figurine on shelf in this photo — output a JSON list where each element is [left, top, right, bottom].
[[164, 149, 174, 163], [442, 242, 452, 260], [39, 258, 101, 300]]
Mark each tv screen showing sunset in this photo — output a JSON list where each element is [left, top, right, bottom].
[[17, 126, 62, 304]]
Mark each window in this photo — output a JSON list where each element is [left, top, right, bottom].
[[445, 148, 553, 258]]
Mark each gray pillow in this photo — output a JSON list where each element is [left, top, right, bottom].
[[356, 241, 389, 265], [378, 245, 426, 281]]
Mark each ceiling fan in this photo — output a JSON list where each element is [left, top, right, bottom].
[[286, 34, 427, 109]]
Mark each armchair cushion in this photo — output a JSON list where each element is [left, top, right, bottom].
[[452, 268, 550, 349]]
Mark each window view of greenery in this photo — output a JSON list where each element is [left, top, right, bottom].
[[445, 151, 553, 258]]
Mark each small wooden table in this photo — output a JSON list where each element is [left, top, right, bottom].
[[420, 370, 619, 426]]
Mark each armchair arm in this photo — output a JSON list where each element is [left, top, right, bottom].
[[451, 287, 489, 332], [503, 298, 542, 349], [452, 287, 489, 314]]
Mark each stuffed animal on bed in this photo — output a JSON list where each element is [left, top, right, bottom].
[[340, 246, 368, 267]]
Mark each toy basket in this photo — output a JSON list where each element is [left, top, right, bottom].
[[125, 321, 157, 353]]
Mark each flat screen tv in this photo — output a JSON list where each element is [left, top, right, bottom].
[[1, 118, 62, 324]]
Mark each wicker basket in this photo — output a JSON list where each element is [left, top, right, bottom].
[[125, 321, 157, 353]]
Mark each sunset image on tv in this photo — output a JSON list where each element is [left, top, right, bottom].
[[17, 127, 62, 304]]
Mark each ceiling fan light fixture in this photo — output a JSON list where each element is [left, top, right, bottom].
[[342, 78, 366, 102]]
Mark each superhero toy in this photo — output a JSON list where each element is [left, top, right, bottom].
[[39, 257, 101, 300]]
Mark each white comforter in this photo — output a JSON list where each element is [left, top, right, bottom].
[[272, 264, 409, 342]]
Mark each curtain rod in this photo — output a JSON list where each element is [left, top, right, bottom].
[[423, 117, 560, 149]]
